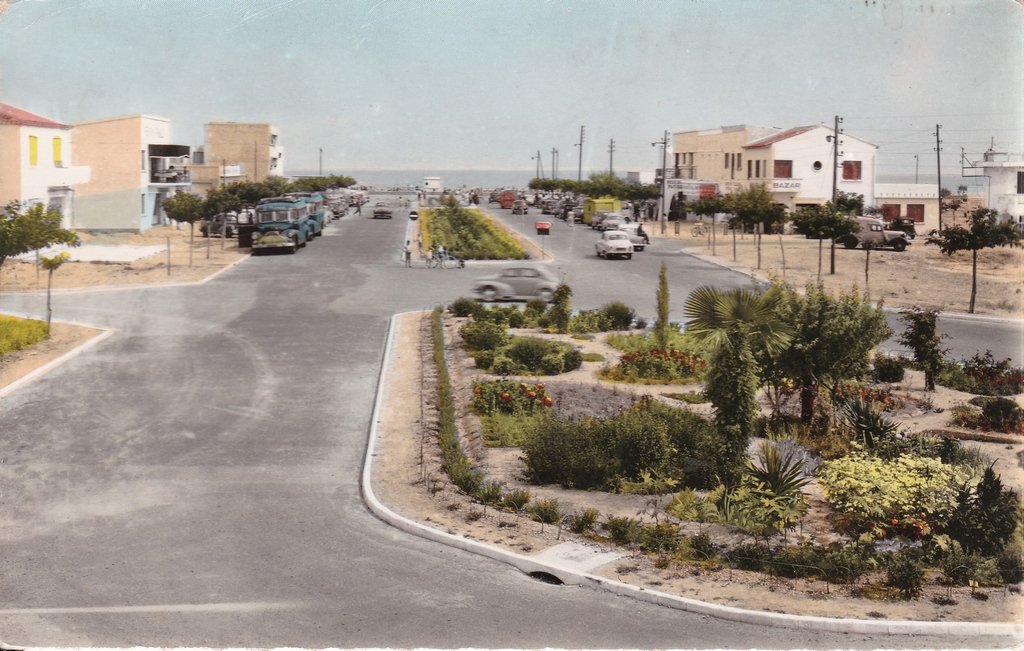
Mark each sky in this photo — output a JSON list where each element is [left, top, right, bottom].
[[0, 0, 1021, 182]]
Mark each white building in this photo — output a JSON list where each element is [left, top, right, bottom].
[[0, 103, 90, 228], [874, 184, 940, 233], [964, 149, 1024, 223]]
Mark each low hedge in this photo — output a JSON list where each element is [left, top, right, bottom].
[[0, 315, 49, 356], [423, 203, 526, 260]]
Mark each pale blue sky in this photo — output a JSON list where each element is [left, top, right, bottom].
[[1, 0, 1020, 179]]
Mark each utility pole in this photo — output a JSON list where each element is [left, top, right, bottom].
[[652, 130, 669, 234], [319, 147, 323, 177], [551, 148, 558, 180], [575, 125, 585, 181], [914, 154, 919, 184], [935, 124, 943, 231], [829, 115, 843, 201], [538, 149, 544, 179], [608, 138, 615, 175]]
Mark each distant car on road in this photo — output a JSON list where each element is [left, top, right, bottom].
[[595, 230, 634, 259], [472, 266, 558, 302], [511, 199, 529, 215], [373, 202, 393, 219]]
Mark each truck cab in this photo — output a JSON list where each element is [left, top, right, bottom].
[[251, 196, 313, 253]]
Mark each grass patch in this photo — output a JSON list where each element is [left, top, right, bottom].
[[580, 352, 604, 362], [664, 391, 708, 404], [482, 412, 545, 447]]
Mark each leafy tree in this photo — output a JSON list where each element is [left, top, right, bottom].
[[722, 185, 783, 270], [926, 207, 1022, 313], [685, 286, 792, 480], [758, 282, 891, 421], [654, 262, 671, 349], [791, 203, 857, 278], [687, 194, 728, 254], [898, 308, 946, 391], [38, 251, 70, 327], [548, 283, 573, 334], [832, 190, 864, 216], [0, 202, 79, 282], [162, 192, 204, 267], [946, 465, 1021, 557]]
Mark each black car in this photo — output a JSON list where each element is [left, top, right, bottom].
[[200, 212, 240, 237]]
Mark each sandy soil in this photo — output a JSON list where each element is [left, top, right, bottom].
[[373, 311, 1024, 624], [2, 212, 1023, 624]]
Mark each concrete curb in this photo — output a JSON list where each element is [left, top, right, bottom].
[[0, 321, 115, 399], [361, 312, 1022, 638]]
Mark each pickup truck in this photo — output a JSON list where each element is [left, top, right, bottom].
[[372, 202, 393, 219], [595, 230, 634, 259], [837, 216, 911, 252]]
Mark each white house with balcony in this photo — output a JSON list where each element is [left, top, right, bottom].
[[742, 125, 878, 211], [0, 103, 91, 228], [964, 149, 1024, 224]]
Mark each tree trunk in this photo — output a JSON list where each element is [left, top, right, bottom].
[[829, 240, 836, 275], [756, 225, 762, 270], [800, 383, 817, 423], [817, 238, 823, 281], [864, 248, 871, 296], [46, 269, 54, 327], [732, 229, 737, 261], [189, 223, 194, 268], [969, 249, 978, 314], [778, 233, 786, 281]]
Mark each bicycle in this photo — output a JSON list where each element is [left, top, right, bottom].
[[424, 251, 464, 269], [691, 222, 709, 237]]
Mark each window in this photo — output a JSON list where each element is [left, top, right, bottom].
[[747, 160, 752, 178], [141, 150, 147, 171], [907, 204, 925, 222], [1017, 171, 1024, 194], [29, 135, 38, 166], [774, 160, 793, 179], [842, 160, 862, 180], [52, 137, 63, 166], [724, 154, 729, 169], [755, 160, 761, 178], [735, 153, 741, 170], [882, 204, 901, 220]]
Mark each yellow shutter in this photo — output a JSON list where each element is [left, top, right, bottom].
[[53, 136, 63, 166], [29, 135, 38, 166]]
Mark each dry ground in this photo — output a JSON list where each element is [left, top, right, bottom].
[[2, 214, 1023, 625]]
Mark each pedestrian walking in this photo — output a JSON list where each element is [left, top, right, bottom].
[[403, 240, 412, 267]]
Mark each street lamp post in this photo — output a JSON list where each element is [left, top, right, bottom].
[[652, 130, 669, 234]]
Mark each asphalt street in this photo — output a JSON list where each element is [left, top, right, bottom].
[[0, 197, 1017, 648]]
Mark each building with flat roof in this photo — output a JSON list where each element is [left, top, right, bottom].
[[72, 114, 191, 231], [189, 122, 284, 196], [0, 103, 90, 228], [963, 148, 1024, 223]]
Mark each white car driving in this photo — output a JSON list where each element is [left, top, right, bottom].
[[595, 230, 634, 259]]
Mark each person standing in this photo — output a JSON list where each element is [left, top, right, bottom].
[[403, 240, 412, 267]]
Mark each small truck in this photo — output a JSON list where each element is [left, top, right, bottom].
[[837, 216, 911, 252]]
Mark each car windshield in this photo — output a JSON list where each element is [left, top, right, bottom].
[[608, 233, 627, 240]]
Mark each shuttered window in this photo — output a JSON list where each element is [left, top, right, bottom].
[[842, 160, 862, 180], [53, 137, 62, 166], [29, 135, 38, 166], [774, 160, 793, 179], [907, 204, 925, 222]]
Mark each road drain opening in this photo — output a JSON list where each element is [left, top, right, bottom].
[[528, 571, 564, 585]]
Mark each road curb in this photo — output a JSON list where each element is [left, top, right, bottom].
[[361, 311, 1023, 639], [0, 321, 115, 399]]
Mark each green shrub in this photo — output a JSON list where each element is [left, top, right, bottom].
[[581, 352, 604, 363], [0, 315, 49, 356], [871, 353, 906, 383], [491, 356, 516, 376], [604, 516, 642, 545], [997, 532, 1024, 583], [689, 532, 718, 561], [482, 412, 545, 447], [639, 523, 682, 553], [506, 310, 526, 329], [501, 488, 532, 511], [959, 396, 1024, 434], [568, 508, 600, 534], [819, 542, 875, 584], [945, 466, 1021, 556], [523, 299, 548, 322], [772, 544, 822, 579], [460, 320, 509, 351], [938, 350, 1024, 396], [601, 347, 706, 384], [449, 296, 477, 317], [601, 301, 636, 330], [539, 352, 563, 375], [940, 540, 1000, 586], [729, 543, 770, 571], [529, 498, 563, 525], [507, 337, 551, 369], [568, 309, 611, 334], [886, 550, 925, 599], [476, 481, 504, 505], [562, 347, 582, 372], [472, 380, 552, 416], [473, 349, 496, 369]]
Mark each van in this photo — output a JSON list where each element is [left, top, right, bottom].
[[582, 197, 621, 225]]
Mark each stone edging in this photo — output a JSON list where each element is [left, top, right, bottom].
[[361, 311, 1023, 639]]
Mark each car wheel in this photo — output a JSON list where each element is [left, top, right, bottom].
[[862, 242, 873, 251], [842, 237, 858, 249], [892, 240, 906, 252], [625, 253, 632, 260], [481, 286, 497, 302]]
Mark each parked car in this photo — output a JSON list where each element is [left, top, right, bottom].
[[472, 266, 558, 302], [595, 230, 635, 259], [597, 215, 632, 232], [836, 216, 911, 252], [200, 212, 239, 237], [488, 191, 501, 203], [887, 217, 918, 239], [511, 199, 529, 215]]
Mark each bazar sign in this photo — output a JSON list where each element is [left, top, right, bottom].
[[772, 179, 802, 192]]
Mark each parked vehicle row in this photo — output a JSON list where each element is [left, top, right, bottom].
[[243, 191, 337, 254]]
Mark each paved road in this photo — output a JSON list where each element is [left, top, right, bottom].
[[0, 200, 1014, 648]]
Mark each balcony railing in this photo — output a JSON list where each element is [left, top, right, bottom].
[[151, 169, 191, 184]]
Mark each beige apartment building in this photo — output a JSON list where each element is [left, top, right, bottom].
[[672, 124, 878, 212], [189, 122, 285, 195], [73, 114, 191, 231]]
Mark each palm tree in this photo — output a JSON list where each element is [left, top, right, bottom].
[[684, 286, 792, 481]]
